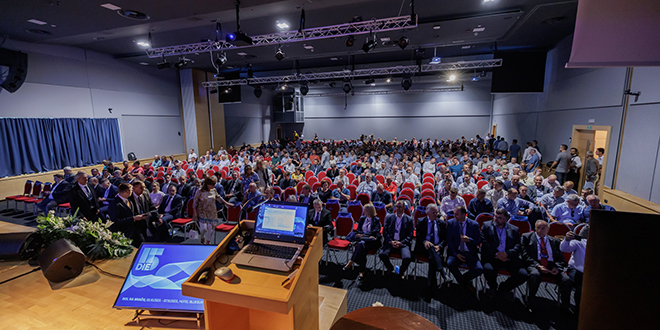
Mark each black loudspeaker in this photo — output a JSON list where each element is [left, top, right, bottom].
[[37, 239, 86, 283], [0, 48, 28, 93], [0, 232, 41, 260]]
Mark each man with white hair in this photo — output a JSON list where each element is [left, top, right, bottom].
[[582, 194, 615, 221], [549, 194, 584, 227]]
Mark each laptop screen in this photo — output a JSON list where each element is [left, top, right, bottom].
[[254, 201, 308, 244]]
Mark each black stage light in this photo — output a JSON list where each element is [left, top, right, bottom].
[[401, 77, 412, 90], [345, 35, 355, 47], [253, 85, 262, 98], [174, 60, 187, 69], [328, 82, 336, 88], [215, 52, 227, 67], [398, 36, 409, 50], [275, 48, 285, 61], [300, 81, 309, 95], [157, 61, 171, 70], [364, 78, 375, 85], [362, 38, 377, 53], [342, 80, 352, 94]]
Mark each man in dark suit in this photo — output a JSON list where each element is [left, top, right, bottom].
[[63, 166, 75, 184], [98, 178, 118, 216], [223, 171, 243, 203], [306, 199, 333, 245], [158, 185, 184, 222], [522, 220, 573, 312], [446, 205, 482, 294], [414, 203, 448, 291], [481, 208, 528, 299], [38, 174, 71, 214], [298, 184, 317, 209], [309, 158, 323, 176], [111, 170, 124, 187], [108, 183, 147, 247], [69, 171, 100, 221], [379, 200, 414, 278], [131, 180, 169, 242], [371, 184, 393, 210], [90, 177, 104, 198], [160, 174, 177, 196]]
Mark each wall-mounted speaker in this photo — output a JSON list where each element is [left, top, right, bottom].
[[37, 239, 86, 283], [0, 48, 28, 93]]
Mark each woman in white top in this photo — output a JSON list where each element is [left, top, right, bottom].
[[149, 182, 166, 207]]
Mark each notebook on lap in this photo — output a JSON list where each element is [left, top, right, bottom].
[[231, 201, 309, 272]]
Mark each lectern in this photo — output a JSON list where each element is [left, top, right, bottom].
[[183, 220, 325, 330]]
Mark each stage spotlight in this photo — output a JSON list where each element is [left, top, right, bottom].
[[385, 76, 392, 83], [275, 48, 285, 61], [364, 78, 375, 85], [174, 59, 187, 69], [397, 36, 409, 50], [226, 33, 236, 41], [210, 88, 218, 94], [447, 74, 456, 82], [430, 57, 441, 65], [223, 87, 232, 94], [345, 35, 355, 47], [342, 80, 352, 94], [328, 82, 336, 88], [157, 61, 171, 70], [215, 52, 227, 67], [401, 77, 412, 90], [472, 76, 479, 82], [362, 38, 377, 53], [300, 81, 309, 96], [253, 85, 262, 98], [281, 84, 288, 90], [247, 63, 254, 78]]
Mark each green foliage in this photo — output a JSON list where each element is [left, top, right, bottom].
[[36, 211, 134, 261]]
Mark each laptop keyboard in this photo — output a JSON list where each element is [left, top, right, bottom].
[[243, 243, 298, 260]]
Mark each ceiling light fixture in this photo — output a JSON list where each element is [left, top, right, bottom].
[[401, 76, 412, 90], [100, 3, 121, 10], [447, 74, 456, 82], [300, 81, 309, 96], [429, 47, 440, 64], [253, 85, 263, 98], [345, 35, 355, 47], [281, 84, 288, 90], [275, 48, 285, 61], [364, 78, 375, 85], [276, 21, 289, 29], [385, 77, 392, 83], [27, 19, 47, 25], [215, 52, 227, 66], [362, 35, 377, 53], [136, 41, 150, 48], [397, 36, 409, 50], [342, 79, 352, 94]]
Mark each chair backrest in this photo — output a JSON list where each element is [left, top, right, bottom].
[[413, 206, 427, 227], [157, 177, 165, 184], [246, 206, 259, 220], [308, 176, 318, 186], [347, 173, 355, 182], [423, 177, 435, 185], [296, 181, 305, 193], [375, 175, 385, 184], [475, 213, 494, 229], [351, 179, 360, 186], [373, 201, 386, 225], [548, 222, 571, 238], [347, 201, 363, 224], [226, 204, 242, 224], [318, 171, 327, 181], [305, 171, 314, 181], [222, 166, 230, 174], [419, 196, 435, 208], [508, 219, 531, 236], [186, 198, 195, 218], [325, 199, 340, 219], [31, 181, 42, 197], [421, 183, 434, 191], [420, 189, 435, 200], [346, 184, 357, 200], [335, 213, 354, 237], [171, 177, 179, 184], [329, 183, 337, 191], [212, 166, 220, 172], [402, 182, 415, 191], [462, 193, 475, 205], [42, 182, 52, 196], [220, 170, 228, 179], [423, 172, 435, 179], [283, 187, 297, 201], [22, 180, 33, 196], [272, 186, 282, 197], [312, 182, 322, 192], [207, 170, 215, 177], [397, 195, 413, 205], [399, 188, 415, 203], [356, 193, 370, 206], [145, 177, 154, 182], [574, 223, 587, 235], [196, 169, 204, 178], [477, 181, 489, 189]]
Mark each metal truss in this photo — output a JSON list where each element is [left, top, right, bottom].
[[202, 59, 502, 87], [146, 16, 416, 58], [302, 86, 464, 97]]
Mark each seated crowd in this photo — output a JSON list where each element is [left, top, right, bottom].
[[30, 133, 611, 315]]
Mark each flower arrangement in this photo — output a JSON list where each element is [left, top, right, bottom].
[[36, 211, 134, 261]]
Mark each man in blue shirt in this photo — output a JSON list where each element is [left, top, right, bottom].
[[496, 188, 537, 218], [550, 194, 584, 228], [582, 194, 615, 221], [509, 139, 522, 161], [526, 148, 540, 173], [331, 180, 351, 204], [467, 189, 494, 219]]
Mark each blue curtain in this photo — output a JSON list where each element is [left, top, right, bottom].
[[0, 118, 123, 177]]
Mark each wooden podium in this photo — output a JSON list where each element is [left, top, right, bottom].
[[183, 220, 339, 330]]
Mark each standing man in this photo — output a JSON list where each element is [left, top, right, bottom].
[[567, 148, 582, 186], [521, 220, 573, 312], [108, 183, 147, 247], [321, 146, 330, 170], [446, 205, 482, 295], [583, 151, 599, 190], [509, 139, 522, 161], [481, 209, 528, 299], [379, 200, 414, 279], [69, 171, 99, 221], [550, 144, 571, 184]]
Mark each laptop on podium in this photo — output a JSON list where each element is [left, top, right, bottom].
[[232, 201, 309, 272]]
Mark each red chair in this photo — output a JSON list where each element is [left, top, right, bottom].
[[282, 187, 297, 201], [402, 182, 415, 191], [347, 201, 363, 228], [413, 206, 427, 228], [196, 169, 204, 178], [171, 177, 179, 184], [145, 177, 154, 182], [318, 171, 327, 181], [222, 166, 230, 174], [212, 166, 220, 173], [423, 177, 435, 185], [420, 189, 435, 200], [422, 183, 434, 191], [305, 171, 314, 181], [296, 181, 305, 193], [220, 170, 228, 179], [347, 173, 355, 183], [171, 199, 195, 237], [56, 203, 71, 217], [326, 212, 354, 265], [374, 202, 386, 226], [462, 194, 475, 205], [397, 194, 413, 205], [312, 182, 322, 192], [419, 196, 435, 208], [375, 175, 385, 184], [157, 177, 165, 185], [346, 185, 357, 200], [508, 219, 531, 236], [207, 170, 215, 177], [272, 186, 282, 198], [216, 204, 242, 232], [25, 182, 50, 215], [246, 205, 260, 220], [351, 179, 360, 186], [6, 180, 33, 211], [477, 181, 489, 189], [548, 222, 571, 238], [325, 199, 340, 220], [308, 177, 318, 186], [399, 188, 415, 203], [356, 193, 370, 206], [16, 181, 42, 213], [158, 171, 167, 178], [423, 172, 434, 179], [475, 213, 494, 229], [329, 183, 337, 191], [574, 223, 587, 235]]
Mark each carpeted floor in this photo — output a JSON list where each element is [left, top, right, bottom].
[[0, 202, 577, 330]]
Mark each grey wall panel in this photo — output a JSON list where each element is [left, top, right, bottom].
[[24, 52, 91, 88], [492, 113, 539, 149], [120, 115, 185, 160], [492, 93, 539, 115], [223, 86, 273, 146], [630, 67, 660, 105], [89, 89, 181, 118], [617, 104, 660, 200], [225, 117, 265, 146], [86, 60, 180, 96], [535, 107, 623, 187], [0, 82, 93, 117], [179, 69, 198, 154]]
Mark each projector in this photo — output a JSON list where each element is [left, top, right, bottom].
[[226, 31, 253, 46]]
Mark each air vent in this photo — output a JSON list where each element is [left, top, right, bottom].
[[117, 9, 150, 21], [25, 29, 52, 35]]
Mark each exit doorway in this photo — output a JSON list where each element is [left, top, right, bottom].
[[571, 125, 612, 197]]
